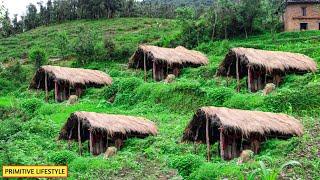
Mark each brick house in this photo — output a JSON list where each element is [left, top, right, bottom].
[[284, 0, 320, 31]]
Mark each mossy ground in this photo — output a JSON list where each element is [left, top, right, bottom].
[[0, 18, 319, 179]]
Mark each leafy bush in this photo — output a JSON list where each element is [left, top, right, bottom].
[[169, 154, 204, 178], [73, 26, 98, 64], [205, 87, 234, 106], [104, 33, 116, 58], [29, 47, 48, 69], [20, 98, 44, 114], [48, 150, 77, 165], [264, 83, 320, 114], [55, 31, 70, 58], [189, 162, 241, 180], [223, 93, 264, 110]]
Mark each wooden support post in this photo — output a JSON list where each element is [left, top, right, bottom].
[[78, 120, 82, 156], [219, 127, 225, 160], [247, 66, 252, 92], [54, 80, 58, 102], [206, 116, 211, 161], [68, 126, 74, 150], [144, 53, 147, 82], [153, 61, 156, 81], [236, 54, 240, 92], [89, 129, 93, 155], [45, 72, 48, 102]]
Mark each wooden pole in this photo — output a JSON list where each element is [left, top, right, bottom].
[[54, 80, 58, 102], [78, 120, 82, 156], [247, 66, 252, 92], [68, 126, 74, 150], [236, 54, 240, 92], [89, 128, 93, 155], [206, 115, 211, 161], [153, 61, 156, 81], [219, 128, 225, 160], [45, 72, 48, 102], [144, 53, 147, 82]]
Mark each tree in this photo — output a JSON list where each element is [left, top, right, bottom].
[[73, 26, 98, 65], [24, 4, 39, 30], [29, 47, 48, 69], [1, 10, 13, 37]]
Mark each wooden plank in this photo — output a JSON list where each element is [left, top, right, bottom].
[[78, 120, 82, 156], [236, 54, 240, 92], [144, 53, 147, 82], [206, 115, 211, 161], [45, 72, 48, 102]]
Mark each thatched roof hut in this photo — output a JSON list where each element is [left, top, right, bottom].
[[182, 107, 303, 160], [216, 48, 317, 92], [59, 111, 157, 155], [30, 65, 112, 102], [128, 45, 208, 81]]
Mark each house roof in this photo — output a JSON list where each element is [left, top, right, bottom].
[[30, 65, 112, 87], [128, 45, 208, 68], [217, 47, 317, 75], [60, 111, 158, 138], [182, 107, 303, 142]]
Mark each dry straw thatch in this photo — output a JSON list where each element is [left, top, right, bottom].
[[31, 65, 112, 87], [128, 45, 209, 67], [60, 111, 158, 138], [217, 47, 317, 75], [183, 107, 303, 141]]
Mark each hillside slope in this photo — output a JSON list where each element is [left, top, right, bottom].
[[0, 18, 319, 179]]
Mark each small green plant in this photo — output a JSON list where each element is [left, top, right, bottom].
[[29, 47, 48, 69], [249, 160, 302, 180]]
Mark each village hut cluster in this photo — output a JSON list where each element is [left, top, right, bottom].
[[29, 44, 316, 159]]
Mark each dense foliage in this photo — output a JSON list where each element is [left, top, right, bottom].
[[1, 0, 284, 41]]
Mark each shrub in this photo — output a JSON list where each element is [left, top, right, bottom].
[[104, 33, 116, 58], [169, 154, 204, 178], [264, 83, 320, 114], [223, 93, 264, 110], [189, 162, 242, 180], [73, 26, 98, 64], [205, 87, 234, 106], [20, 98, 44, 114], [48, 150, 77, 165], [29, 47, 48, 69], [55, 31, 70, 58]]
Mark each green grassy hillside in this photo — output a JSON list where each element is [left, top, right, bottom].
[[0, 18, 319, 179]]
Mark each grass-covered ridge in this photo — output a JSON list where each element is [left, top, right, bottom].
[[0, 18, 319, 179]]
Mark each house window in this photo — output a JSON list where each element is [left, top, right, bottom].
[[300, 23, 308, 30], [301, 7, 307, 16]]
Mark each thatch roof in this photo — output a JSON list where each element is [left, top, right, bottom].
[[183, 107, 303, 142], [287, 0, 320, 4], [30, 65, 112, 88], [128, 45, 209, 68], [217, 48, 317, 76], [60, 111, 158, 139]]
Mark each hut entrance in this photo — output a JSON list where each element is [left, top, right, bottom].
[[152, 62, 181, 81], [247, 67, 283, 92]]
